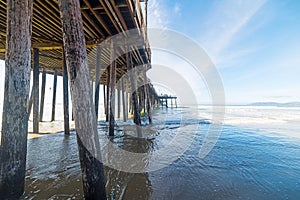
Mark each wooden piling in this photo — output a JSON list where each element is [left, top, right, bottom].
[[27, 84, 34, 117], [33, 48, 39, 133], [94, 46, 101, 120], [58, 0, 106, 198], [106, 66, 110, 122], [138, 87, 143, 114], [126, 47, 141, 127], [143, 69, 152, 123], [117, 81, 121, 119], [63, 53, 70, 135], [51, 70, 57, 121], [39, 69, 46, 122], [0, 0, 32, 198], [109, 42, 116, 136], [122, 78, 127, 122], [103, 84, 107, 114], [126, 91, 129, 120]]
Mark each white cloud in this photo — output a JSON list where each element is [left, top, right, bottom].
[[200, 0, 267, 67], [148, 0, 169, 28], [173, 3, 181, 15]]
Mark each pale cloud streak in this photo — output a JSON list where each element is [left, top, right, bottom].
[[200, 0, 267, 67], [173, 3, 181, 15], [148, 0, 169, 28]]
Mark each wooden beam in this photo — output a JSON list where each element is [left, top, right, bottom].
[[39, 69, 46, 122], [33, 48, 40, 133], [99, 0, 121, 33], [58, 0, 106, 198], [0, 0, 32, 198], [51, 69, 58, 121], [82, 0, 111, 35]]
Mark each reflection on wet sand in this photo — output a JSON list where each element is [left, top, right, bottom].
[[22, 124, 155, 199]]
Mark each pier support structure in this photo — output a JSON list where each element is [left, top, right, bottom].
[[0, 0, 32, 198], [109, 42, 116, 136], [126, 44, 141, 136], [63, 53, 70, 135], [33, 48, 39, 133], [122, 78, 127, 122], [58, 0, 106, 198], [39, 69, 46, 122], [51, 70, 58, 121], [94, 46, 101, 120], [106, 66, 110, 122]]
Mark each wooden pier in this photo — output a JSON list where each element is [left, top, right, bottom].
[[0, 0, 159, 199], [158, 95, 178, 108]]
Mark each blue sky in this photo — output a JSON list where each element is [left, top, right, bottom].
[[0, 0, 299, 105], [146, 0, 300, 104]]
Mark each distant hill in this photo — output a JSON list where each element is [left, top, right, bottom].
[[248, 102, 300, 107]]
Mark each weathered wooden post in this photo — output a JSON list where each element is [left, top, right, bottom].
[[126, 91, 129, 120], [106, 66, 110, 122], [122, 78, 127, 122], [103, 84, 107, 115], [33, 48, 39, 133], [39, 68, 46, 122], [58, 0, 106, 198], [143, 68, 152, 124], [117, 81, 121, 119], [51, 69, 58, 121], [109, 42, 116, 136], [126, 46, 141, 129], [63, 53, 70, 135], [0, 0, 32, 198], [94, 46, 101, 120], [138, 87, 143, 114], [27, 85, 34, 117]]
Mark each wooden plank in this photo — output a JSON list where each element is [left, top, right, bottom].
[[58, 0, 106, 198], [98, 0, 121, 32], [51, 69, 57, 121], [0, 1, 32, 198], [62, 53, 70, 135], [33, 48, 39, 133], [39, 69, 46, 122]]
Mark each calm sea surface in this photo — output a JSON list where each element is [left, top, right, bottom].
[[11, 106, 300, 199]]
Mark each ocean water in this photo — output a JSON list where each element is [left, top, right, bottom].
[[8, 105, 299, 199]]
